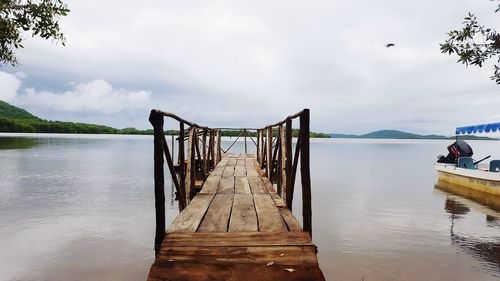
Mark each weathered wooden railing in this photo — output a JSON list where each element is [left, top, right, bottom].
[[256, 109, 312, 234], [149, 108, 311, 255]]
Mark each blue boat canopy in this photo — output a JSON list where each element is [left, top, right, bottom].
[[456, 122, 500, 135]]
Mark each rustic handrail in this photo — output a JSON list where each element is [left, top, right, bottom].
[[254, 109, 312, 236], [149, 108, 313, 255]]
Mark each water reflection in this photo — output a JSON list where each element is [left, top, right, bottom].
[[435, 186, 500, 277], [0, 137, 39, 149]]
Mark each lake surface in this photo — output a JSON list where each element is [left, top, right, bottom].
[[0, 134, 499, 281]]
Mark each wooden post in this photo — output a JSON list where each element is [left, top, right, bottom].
[[276, 126, 283, 195], [257, 130, 261, 163], [148, 110, 165, 256], [215, 129, 221, 163], [162, 135, 185, 210], [271, 132, 279, 183], [300, 109, 312, 237], [279, 125, 287, 202], [266, 127, 272, 179], [202, 129, 208, 175], [244, 129, 248, 154], [179, 122, 186, 207], [194, 133, 206, 180], [186, 126, 196, 202], [171, 134, 175, 164], [285, 118, 293, 209], [208, 130, 214, 169]]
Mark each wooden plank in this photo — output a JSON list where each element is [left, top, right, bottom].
[[247, 176, 267, 194], [227, 158, 237, 166], [262, 177, 277, 193], [210, 166, 224, 176], [245, 159, 254, 168], [236, 158, 245, 166], [222, 166, 235, 177], [199, 175, 220, 194], [228, 194, 258, 232], [246, 169, 259, 177], [217, 176, 235, 193], [162, 231, 312, 247], [278, 208, 303, 231], [234, 166, 246, 176], [167, 194, 215, 233], [157, 245, 319, 265], [197, 194, 234, 232], [253, 194, 287, 232], [148, 258, 325, 281], [245, 153, 255, 158], [234, 176, 251, 194]]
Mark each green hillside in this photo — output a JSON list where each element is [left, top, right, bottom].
[[0, 100, 150, 134], [0, 100, 39, 120]]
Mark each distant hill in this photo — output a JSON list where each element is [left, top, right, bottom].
[[330, 129, 496, 140], [0, 100, 152, 134], [0, 100, 39, 120]]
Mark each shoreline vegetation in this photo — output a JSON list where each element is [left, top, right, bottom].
[[0, 101, 332, 137], [0, 101, 495, 140]]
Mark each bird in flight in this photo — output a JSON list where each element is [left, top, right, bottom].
[[385, 43, 395, 48]]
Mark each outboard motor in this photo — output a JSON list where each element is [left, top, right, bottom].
[[437, 140, 473, 164]]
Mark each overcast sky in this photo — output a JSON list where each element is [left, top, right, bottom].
[[0, 0, 499, 134]]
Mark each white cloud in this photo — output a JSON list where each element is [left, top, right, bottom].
[[6, 0, 500, 133], [0, 71, 22, 102], [17, 79, 151, 114]]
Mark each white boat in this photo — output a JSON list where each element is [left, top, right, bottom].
[[434, 122, 500, 197], [435, 162, 500, 196]]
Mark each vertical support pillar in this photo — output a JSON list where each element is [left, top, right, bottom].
[[285, 118, 293, 209], [279, 124, 287, 202], [186, 126, 196, 202], [266, 127, 272, 179], [244, 129, 248, 154], [202, 129, 208, 175], [148, 110, 165, 256], [256, 129, 261, 163], [179, 122, 186, 207], [213, 129, 221, 165], [300, 109, 312, 237]]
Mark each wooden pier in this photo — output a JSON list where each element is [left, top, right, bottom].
[[147, 109, 325, 281]]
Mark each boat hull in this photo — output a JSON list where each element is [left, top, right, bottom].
[[435, 163, 500, 196]]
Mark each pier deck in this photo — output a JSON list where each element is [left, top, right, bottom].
[[147, 153, 325, 281]]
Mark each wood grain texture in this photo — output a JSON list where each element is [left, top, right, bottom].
[[167, 194, 215, 233], [253, 194, 287, 232], [228, 194, 258, 232], [199, 175, 220, 194], [157, 245, 318, 265], [148, 261, 325, 281], [234, 176, 251, 194], [223, 166, 235, 177], [218, 176, 235, 193], [247, 176, 267, 194], [198, 194, 234, 232], [162, 231, 312, 246], [234, 166, 246, 176]]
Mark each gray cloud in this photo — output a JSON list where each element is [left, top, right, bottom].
[[3, 0, 499, 133]]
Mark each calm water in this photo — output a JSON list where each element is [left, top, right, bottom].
[[0, 134, 499, 281]]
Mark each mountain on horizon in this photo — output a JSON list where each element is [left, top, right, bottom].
[[330, 129, 495, 140]]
